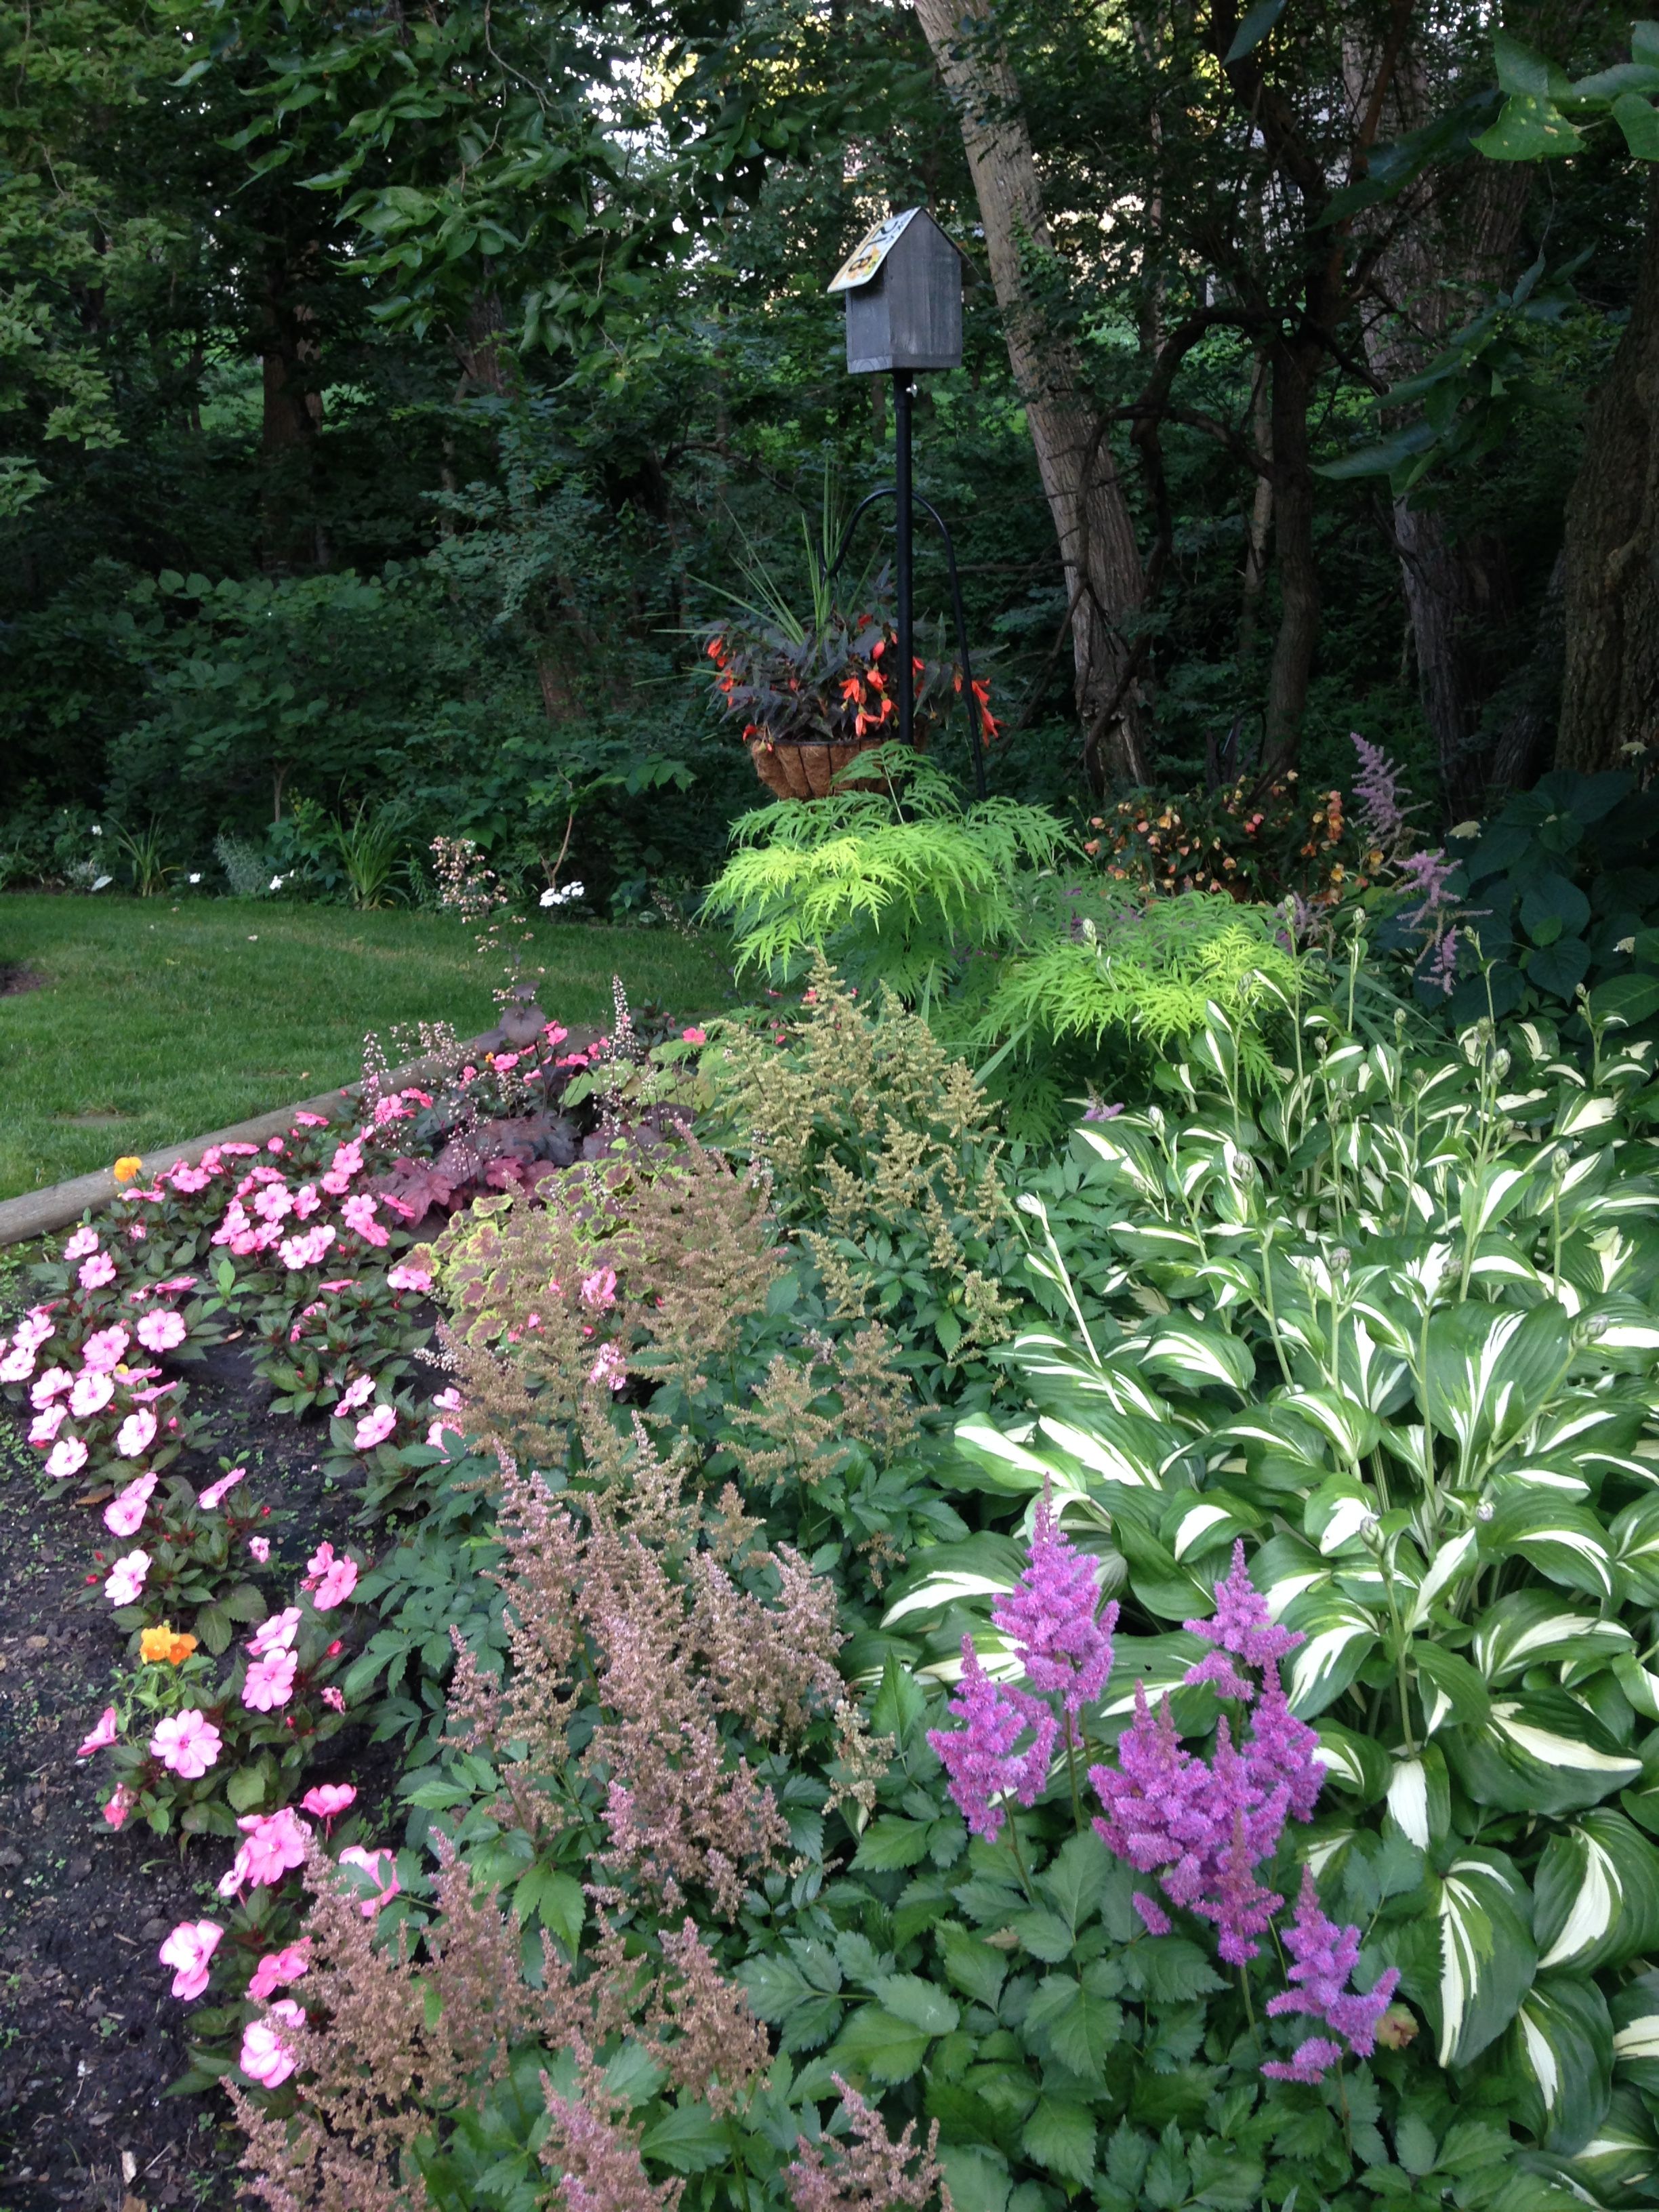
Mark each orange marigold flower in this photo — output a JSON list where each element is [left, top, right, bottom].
[[114, 1155, 143, 1185]]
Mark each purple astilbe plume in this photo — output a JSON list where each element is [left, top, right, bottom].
[[1089, 1685, 1228, 1905], [1426, 926, 1461, 996], [1351, 733, 1414, 852], [1243, 1660, 1324, 1823], [927, 1637, 1057, 1841], [1395, 847, 1456, 932], [1267, 1868, 1402, 2061], [1184, 1539, 1301, 1689], [993, 1493, 1119, 1715], [1262, 2034, 1345, 2084]]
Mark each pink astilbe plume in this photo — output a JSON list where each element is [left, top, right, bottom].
[[1263, 2034, 1345, 2085], [1185, 1540, 1300, 1686], [785, 2076, 951, 2212], [1266, 1868, 1401, 2068], [992, 1492, 1118, 1715], [1351, 733, 1415, 853], [927, 1637, 1056, 1841]]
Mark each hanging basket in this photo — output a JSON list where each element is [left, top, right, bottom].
[[745, 732, 924, 801]]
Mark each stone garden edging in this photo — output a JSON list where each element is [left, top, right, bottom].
[[0, 1028, 596, 1248]]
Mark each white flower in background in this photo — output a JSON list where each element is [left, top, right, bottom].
[[188, 872, 202, 884], [539, 880, 585, 908], [269, 874, 285, 891], [91, 824, 102, 837], [91, 875, 112, 892]]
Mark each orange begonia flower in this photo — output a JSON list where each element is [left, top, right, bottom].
[[140, 1622, 199, 1666], [113, 1156, 144, 1185]]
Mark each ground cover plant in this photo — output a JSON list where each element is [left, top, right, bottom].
[[10, 939, 1659, 2212], [0, 895, 731, 1197]]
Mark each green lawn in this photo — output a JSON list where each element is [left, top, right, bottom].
[[0, 895, 735, 1198]]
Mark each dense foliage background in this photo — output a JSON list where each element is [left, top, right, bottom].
[[8, 0, 1659, 913]]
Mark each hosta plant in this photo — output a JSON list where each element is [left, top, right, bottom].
[[880, 1000, 1659, 2173]]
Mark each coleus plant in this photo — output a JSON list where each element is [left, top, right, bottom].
[[877, 1000, 1659, 2177]]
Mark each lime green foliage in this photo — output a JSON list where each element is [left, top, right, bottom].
[[702, 750, 1071, 999], [0, 896, 731, 1197], [971, 888, 1307, 1080]]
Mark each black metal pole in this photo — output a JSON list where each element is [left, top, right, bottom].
[[893, 369, 914, 752]]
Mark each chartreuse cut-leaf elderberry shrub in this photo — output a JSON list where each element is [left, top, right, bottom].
[[885, 991, 1659, 2184]]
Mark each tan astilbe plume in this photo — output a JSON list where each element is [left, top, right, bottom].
[[685, 1544, 842, 1741], [230, 1835, 587, 2212], [650, 1918, 771, 2115], [785, 2077, 953, 2212], [540, 2047, 684, 2212]]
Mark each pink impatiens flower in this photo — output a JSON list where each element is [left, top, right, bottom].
[[335, 1373, 375, 1414], [68, 1370, 115, 1419], [28, 1404, 67, 1448], [102, 1784, 136, 1830], [243, 1647, 298, 1711], [47, 1435, 89, 1481], [277, 1223, 335, 1271], [77, 1706, 120, 1759], [579, 1266, 618, 1311], [150, 1709, 222, 1779], [103, 1470, 158, 1538], [241, 1999, 306, 2086], [300, 1783, 356, 1828], [320, 1686, 346, 1713], [352, 1403, 396, 1450], [115, 1406, 158, 1458], [304, 1542, 360, 1610], [588, 1341, 626, 1392], [337, 1845, 400, 1917], [64, 1225, 101, 1261], [248, 1607, 302, 1658], [81, 1324, 131, 1371], [249, 1536, 270, 1563], [386, 1262, 431, 1293], [79, 1252, 117, 1290], [198, 1466, 245, 1511], [218, 1807, 310, 1896], [30, 1366, 73, 1408], [136, 1309, 187, 1354], [248, 1942, 310, 2002], [340, 1192, 388, 1247], [253, 1183, 293, 1223], [105, 1550, 151, 1605]]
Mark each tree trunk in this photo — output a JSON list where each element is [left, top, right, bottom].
[[258, 262, 324, 571], [1263, 337, 1322, 768], [911, 0, 1149, 784], [1558, 173, 1659, 774], [1236, 353, 1273, 673]]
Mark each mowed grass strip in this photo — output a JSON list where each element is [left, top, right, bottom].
[[0, 895, 734, 1198]]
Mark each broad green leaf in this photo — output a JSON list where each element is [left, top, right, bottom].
[[1612, 1494, 1659, 1601], [1223, 0, 1286, 61], [938, 1926, 1008, 2010], [1021, 2097, 1097, 2184], [1022, 1972, 1125, 2073], [1555, 2087, 1659, 2201], [851, 1818, 935, 1872], [1136, 1317, 1256, 1396], [827, 2002, 933, 2083], [1534, 1811, 1659, 1972], [638, 2104, 729, 2174], [1385, 1744, 1451, 1849], [1422, 1847, 1538, 2066], [880, 1535, 1025, 1629], [1281, 1588, 1381, 1715], [1313, 1721, 1390, 1802], [1406, 1526, 1481, 1627], [868, 1973, 959, 2036], [1508, 1975, 1614, 2154], [1473, 91, 1585, 158]]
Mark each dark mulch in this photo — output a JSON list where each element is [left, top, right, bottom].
[[0, 1324, 424, 2211]]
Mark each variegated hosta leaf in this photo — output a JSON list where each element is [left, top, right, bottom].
[[1093, 1633, 1210, 1727], [1404, 1526, 1481, 1629], [1444, 1687, 1643, 1817], [1384, 1744, 1450, 1848], [1611, 1493, 1659, 1603], [1303, 1471, 1378, 1557], [1277, 1385, 1381, 1466], [1412, 1645, 1490, 1738], [1247, 1532, 1331, 1620], [1279, 1586, 1382, 1717], [1610, 1969, 1659, 2094], [952, 1414, 1063, 1496], [1003, 1330, 1171, 1424], [879, 1534, 1031, 1634], [1506, 1973, 1614, 2155], [1469, 1591, 1635, 1683], [1533, 1810, 1659, 1975], [1549, 2086, 1659, 2206], [1133, 1315, 1256, 1397], [1458, 1159, 1534, 1245], [1427, 1300, 1575, 1481], [1034, 1411, 1171, 1492], [1160, 1489, 1263, 1563], [1482, 1491, 1617, 1600], [1073, 1119, 1169, 1204], [1393, 1846, 1537, 2068], [1311, 1722, 1390, 1803]]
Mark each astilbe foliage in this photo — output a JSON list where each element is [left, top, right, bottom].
[[708, 956, 1015, 1362], [725, 1321, 920, 1494]]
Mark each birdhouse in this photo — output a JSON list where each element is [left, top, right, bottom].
[[827, 208, 964, 375]]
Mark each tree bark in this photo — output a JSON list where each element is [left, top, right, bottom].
[[1558, 173, 1659, 773], [258, 262, 325, 571], [1263, 337, 1323, 769], [911, 0, 1149, 784]]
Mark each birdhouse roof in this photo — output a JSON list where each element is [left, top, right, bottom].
[[826, 208, 965, 294]]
